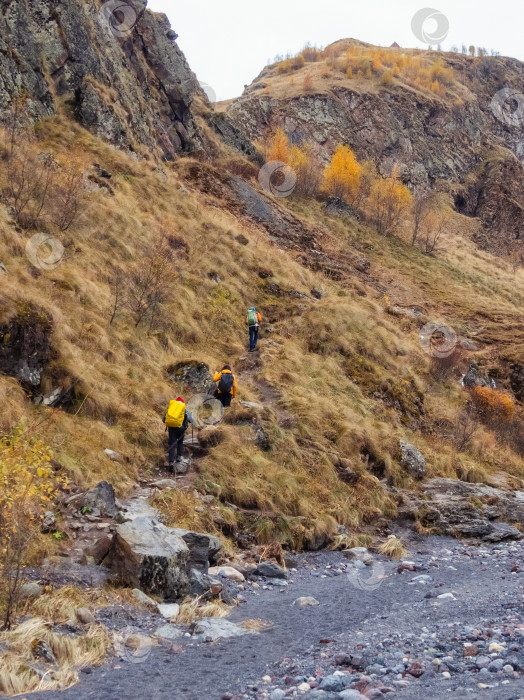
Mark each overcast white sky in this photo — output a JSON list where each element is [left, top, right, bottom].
[[147, 0, 524, 101]]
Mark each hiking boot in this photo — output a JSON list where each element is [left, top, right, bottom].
[[167, 463, 175, 473], [175, 457, 182, 463]]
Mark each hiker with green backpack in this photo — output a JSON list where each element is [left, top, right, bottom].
[[245, 306, 262, 352], [163, 397, 194, 473], [213, 365, 237, 408]]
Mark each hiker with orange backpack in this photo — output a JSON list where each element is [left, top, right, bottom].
[[246, 307, 262, 352], [213, 365, 237, 408], [163, 397, 194, 473]]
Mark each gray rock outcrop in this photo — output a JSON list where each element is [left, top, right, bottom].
[[0, 0, 204, 158], [399, 477, 524, 542], [103, 516, 190, 598], [399, 440, 427, 480]]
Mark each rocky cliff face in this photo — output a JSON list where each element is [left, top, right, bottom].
[[226, 45, 524, 251], [0, 0, 203, 157]]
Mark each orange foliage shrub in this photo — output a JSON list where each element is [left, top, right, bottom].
[[302, 73, 313, 91], [366, 171, 413, 235], [323, 144, 361, 201], [266, 128, 290, 163], [301, 46, 320, 63], [470, 386, 516, 424]]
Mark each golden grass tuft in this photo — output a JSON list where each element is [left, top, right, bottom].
[[378, 535, 409, 560], [176, 598, 232, 625], [0, 617, 110, 696]]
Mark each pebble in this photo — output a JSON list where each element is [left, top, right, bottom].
[[269, 691, 285, 700]]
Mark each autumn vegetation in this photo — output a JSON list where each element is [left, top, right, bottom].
[[263, 128, 446, 246], [271, 42, 456, 98]]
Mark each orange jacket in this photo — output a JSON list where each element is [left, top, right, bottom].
[[245, 312, 262, 326], [213, 369, 237, 397]]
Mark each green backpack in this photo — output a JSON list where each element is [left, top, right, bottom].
[[247, 309, 257, 326]]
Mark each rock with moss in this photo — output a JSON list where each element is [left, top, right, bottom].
[[399, 440, 427, 479], [104, 516, 191, 599]]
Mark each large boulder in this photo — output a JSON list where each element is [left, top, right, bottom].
[[103, 517, 190, 599], [80, 481, 118, 517], [0, 306, 53, 393], [399, 440, 427, 479], [170, 528, 223, 572], [165, 360, 214, 393]]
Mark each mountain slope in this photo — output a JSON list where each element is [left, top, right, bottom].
[[0, 11, 524, 556]]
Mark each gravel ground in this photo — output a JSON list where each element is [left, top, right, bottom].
[[30, 535, 524, 700]]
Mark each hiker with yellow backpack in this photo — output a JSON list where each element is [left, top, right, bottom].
[[163, 397, 194, 474]]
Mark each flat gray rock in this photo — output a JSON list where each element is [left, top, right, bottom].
[[193, 618, 252, 641]]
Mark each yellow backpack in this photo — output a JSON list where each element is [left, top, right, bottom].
[[165, 400, 186, 428]]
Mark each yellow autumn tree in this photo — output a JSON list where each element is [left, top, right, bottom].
[[266, 128, 290, 163], [0, 430, 67, 629], [323, 145, 362, 202], [289, 144, 321, 198], [367, 171, 413, 235]]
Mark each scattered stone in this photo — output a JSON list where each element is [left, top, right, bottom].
[[399, 440, 427, 479], [82, 535, 112, 565], [311, 288, 326, 300], [269, 690, 286, 700], [252, 562, 287, 579], [19, 582, 43, 600], [208, 565, 245, 583], [170, 528, 222, 572], [151, 479, 179, 490], [80, 481, 118, 518], [157, 603, 180, 620], [132, 589, 157, 607], [293, 597, 320, 607], [154, 625, 184, 640], [32, 640, 57, 664], [342, 547, 373, 565], [41, 510, 56, 534], [339, 689, 367, 699], [193, 618, 252, 641], [76, 608, 95, 624], [104, 449, 121, 461]]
